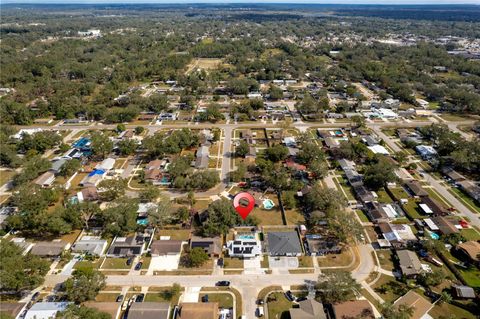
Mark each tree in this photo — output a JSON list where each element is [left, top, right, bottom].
[[182, 247, 209, 268], [350, 115, 365, 128], [116, 123, 126, 132], [139, 185, 160, 202], [12, 156, 51, 186], [0, 241, 50, 296], [296, 141, 326, 165], [316, 271, 361, 303], [282, 191, 297, 210], [418, 269, 445, 288], [57, 304, 110, 319], [200, 199, 241, 236], [64, 267, 106, 303], [97, 179, 127, 201], [265, 144, 288, 162], [90, 132, 113, 159], [16, 131, 62, 154], [364, 157, 398, 190], [175, 206, 190, 224], [380, 302, 414, 319], [135, 126, 145, 135], [438, 291, 452, 305], [236, 140, 249, 157], [269, 85, 283, 100], [304, 184, 346, 213], [117, 138, 137, 155], [96, 198, 138, 237], [326, 209, 364, 244], [309, 160, 328, 180], [148, 197, 174, 227], [59, 159, 81, 177]]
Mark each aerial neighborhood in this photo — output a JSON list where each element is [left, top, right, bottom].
[[0, 3, 479, 319]]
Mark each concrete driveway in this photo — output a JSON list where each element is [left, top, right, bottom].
[[148, 254, 180, 274], [268, 257, 299, 269]]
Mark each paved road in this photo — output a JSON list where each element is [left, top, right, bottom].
[[418, 168, 480, 227]]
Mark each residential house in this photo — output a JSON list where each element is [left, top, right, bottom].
[[415, 145, 437, 160], [50, 158, 69, 175], [365, 202, 402, 223], [452, 285, 476, 299], [393, 290, 433, 319], [323, 137, 339, 149], [397, 250, 423, 278], [442, 168, 466, 182], [332, 300, 374, 319], [80, 169, 106, 187], [34, 171, 55, 188], [420, 197, 449, 216], [405, 181, 428, 197], [150, 240, 184, 257], [267, 231, 303, 256], [30, 241, 69, 258], [177, 302, 219, 319], [378, 223, 417, 248], [95, 158, 115, 171], [352, 185, 374, 203], [24, 302, 70, 319], [10, 237, 34, 254], [456, 241, 480, 266], [289, 299, 326, 319], [195, 145, 210, 169], [226, 238, 262, 258], [431, 216, 459, 235], [77, 187, 99, 202], [107, 235, 145, 257], [305, 235, 342, 256], [368, 144, 390, 155], [127, 302, 170, 319], [457, 180, 480, 203], [0, 302, 26, 319], [190, 236, 222, 257], [71, 236, 108, 256]]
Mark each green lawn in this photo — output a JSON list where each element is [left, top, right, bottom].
[[101, 258, 131, 269], [376, 189, 393, 203], [156, 229, 191, 240], [371, 275, 407, 303], [449, 188, 480, 214], [95, 293, 119, 302], [356, 210, 370, 222], [0, 170, 14, 186], [198, 293, 233, 309], [297, 256, 313, 268], [457, 267, 480, 288], [429, 302, 477, 319], [460, 228, 480, 241], [402, 200, 423, 219], [376, 250, 395, 272], [266, 292, 293, 319], [223, 257, 244, 269]]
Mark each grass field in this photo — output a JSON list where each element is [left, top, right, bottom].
[[318, 249, 353, 268], [101, 258, 131, 270], [156, 229, 191, 241], [0, 170, 14, 186], [198, 293, 233, 309], [223, 257, 244, 269], [266, 292, 293, 319]]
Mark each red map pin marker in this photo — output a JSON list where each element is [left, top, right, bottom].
[[233, 192, 255, 220]]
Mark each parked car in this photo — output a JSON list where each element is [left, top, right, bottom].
[[202, 295, 209, 302], [256, 299, 264, 305], [116, 295, 124, 302], [216, 281, 230, 287], [134, 262, 143, 271], [31, 292, 40, 301], [135, 294, 144, 302], [121, 300, 129, 311], [296, 297, 307, 302], [217, 258, 224, 267], [285, 290, 295, 302], [126, 257, 134, 266]]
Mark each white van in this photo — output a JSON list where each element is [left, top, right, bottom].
[[257, 306, 264, 317]]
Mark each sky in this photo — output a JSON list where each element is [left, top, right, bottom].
[[2, 0, 480, 4]]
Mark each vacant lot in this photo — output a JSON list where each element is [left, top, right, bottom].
[[186, 58, 225, 74]]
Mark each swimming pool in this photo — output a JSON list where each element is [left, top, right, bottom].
[[429, 232, 440, 240], [137, 219, 149, 226], [263, 199, 275, 210], [237, 235, 255, 240]]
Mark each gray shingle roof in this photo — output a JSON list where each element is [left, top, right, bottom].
[[267, 231, 302, 256]]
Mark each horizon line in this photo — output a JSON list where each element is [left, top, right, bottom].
[[2, 1, 480, 5]]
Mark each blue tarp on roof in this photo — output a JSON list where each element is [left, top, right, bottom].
[[88, 169, 105, 177]]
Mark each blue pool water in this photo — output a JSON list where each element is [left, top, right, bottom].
[[429, 232, 440, 240], [263, 199, 275, 210], [137, 219, 149, 226], [238, 235, 255, 240], [335, 130, 343, 135], [88, 169, 105, 177], [73, 137, 91, 148]]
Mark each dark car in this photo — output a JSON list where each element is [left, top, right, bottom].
[[216, 281, 230, 287], [46, 295, 57, 302], [126, 257, 134, 266], [116, 295, 124, 302], [217, 258, 224, 267], [31, 292, 40, 301], [256, 299, 264, 305], [285, 290, 295, 302], [134, 262, 143, 271], [135, 294, 144, 302], [201, 295, 209, 302], [296, 297, 307, 302]]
